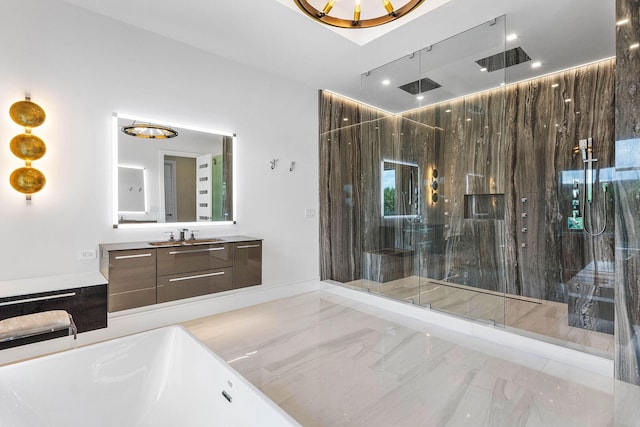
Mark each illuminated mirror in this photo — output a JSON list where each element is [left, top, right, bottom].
[[381, 160, 420, 218], [118, 166, 146, 213], [113, 113, 235, 227]]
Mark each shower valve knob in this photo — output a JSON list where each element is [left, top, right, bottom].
[[521, 227, 528, 233], [521, 243, 528, 248], [521, 198, 528, 203], [521, 213, 528, 218]]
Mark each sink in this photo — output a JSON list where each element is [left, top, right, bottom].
[[148, 238, 225, 247], [148, 241, 184, 247], [186, 238, 225, 245]]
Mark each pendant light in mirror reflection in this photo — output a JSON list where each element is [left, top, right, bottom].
[[294, 0, 424, 28], [121, 122, 178, 139], [9, 96, 47, 200]]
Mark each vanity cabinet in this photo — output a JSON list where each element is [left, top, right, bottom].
[[100, 236, 262, 312], [100, 248, 157, 312], [232, 241, 262, 289]]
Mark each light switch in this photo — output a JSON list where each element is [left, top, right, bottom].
[[304, 208, 316, 218]]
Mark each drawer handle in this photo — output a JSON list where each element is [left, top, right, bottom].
[[0, 292, 76, 307], [236, 244, 261, 249], [115, 253, 153, 260], [168, 247, 224, 255], [169, 271, 225, 282]]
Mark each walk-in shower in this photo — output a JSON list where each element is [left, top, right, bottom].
[[319, 10, 616, 358]]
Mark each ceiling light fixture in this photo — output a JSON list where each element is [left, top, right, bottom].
[[479, 67, 487, 72], [506, 33, 518, 41], [294, 0, 425, 29], [531, 61, 542, 68], [121, 123, 178, 139], [416, 95, 424, 100], [382, 79, 391, 85]]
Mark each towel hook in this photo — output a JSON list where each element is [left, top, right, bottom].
[[270, 159, 279, 170], [289, 161, 296, 172]]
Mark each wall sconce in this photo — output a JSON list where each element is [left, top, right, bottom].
[[431, 168, 438, 203], [9, 96, 47, 200]]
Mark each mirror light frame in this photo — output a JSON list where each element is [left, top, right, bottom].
[[112, 113, 237, 228]]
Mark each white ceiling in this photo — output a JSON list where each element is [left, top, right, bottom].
[[61, 0, 615, 112]]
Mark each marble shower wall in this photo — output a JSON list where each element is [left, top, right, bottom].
[[319, 92, 389, 283], [319, 59, 615, 314], [615, 0, 640, 385]]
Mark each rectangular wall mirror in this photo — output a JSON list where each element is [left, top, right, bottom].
[[113, 113, 236, 227], [381, 160, 420, 218]]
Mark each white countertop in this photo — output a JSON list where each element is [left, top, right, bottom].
[[0, 271, 107, 299]]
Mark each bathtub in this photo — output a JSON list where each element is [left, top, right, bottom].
[[0, 326, 300, 427]]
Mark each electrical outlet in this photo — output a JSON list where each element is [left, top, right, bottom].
[[78, 249, 97, 260], [304, 208, 316, 218]]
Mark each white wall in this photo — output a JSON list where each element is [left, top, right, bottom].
[[0, 0, 319, 287]]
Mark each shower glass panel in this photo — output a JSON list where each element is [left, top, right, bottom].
[[358, 17, 507, 324]]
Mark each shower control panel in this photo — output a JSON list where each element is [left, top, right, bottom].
[[568, 179, 584, 230]]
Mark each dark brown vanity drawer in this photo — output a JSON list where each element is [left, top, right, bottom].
[[156, 244, 231, 276], [108, 288, 156, 312], [108, 249, 157, 294], [157, 267, 233, 303]]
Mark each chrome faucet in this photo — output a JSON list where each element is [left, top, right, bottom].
[[179, 228, 189, 241]]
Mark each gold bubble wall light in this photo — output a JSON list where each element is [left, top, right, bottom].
[[9, 96, 46, 200]]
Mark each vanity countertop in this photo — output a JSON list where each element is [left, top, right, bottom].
[[99, 235, 262, 252]]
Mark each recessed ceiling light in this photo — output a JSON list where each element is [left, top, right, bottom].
[[445, 109, 451, 113], [564, 98, 572, 103], [551, 83, 559, 88], [531, 61, 542, 68], [343, 117, 349, 121], [382, 79, 391, 86], [417, 95, 424, 100], [500, 82, 506, 86], [506, 33, 518, 41], [631, 43, 640, 49], [479, 67, 487, 72], [466, 118, 471, 122], [616, 18, 630, 26]]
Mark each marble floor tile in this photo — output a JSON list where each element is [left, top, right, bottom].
[[182, 290, 633, 427], [347, 276, 614, 356]]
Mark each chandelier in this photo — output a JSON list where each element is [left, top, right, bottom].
[[294, 0, 425, 29]]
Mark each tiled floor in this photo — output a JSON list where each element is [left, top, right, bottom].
[[345, 276, 615, 356], [183, 290, 637, 427]]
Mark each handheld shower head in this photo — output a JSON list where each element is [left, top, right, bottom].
[[578, 139, 588, 162]]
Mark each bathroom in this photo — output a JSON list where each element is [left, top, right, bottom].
[[1, 0, 640, 424]]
